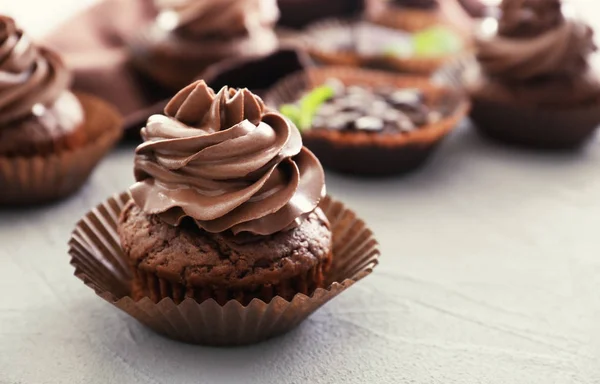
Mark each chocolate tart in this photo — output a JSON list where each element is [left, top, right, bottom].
[[301, 19, 466, 75], [266, 67, 469, 176]]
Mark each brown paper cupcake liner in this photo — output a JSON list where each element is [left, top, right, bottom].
[[299, 19, 463, 75], [470, 98, 600, 149], [134, 259, 329, 306], [265, 67, 469, 176], [69, 192, 379, 346], [367, 5, 441, 32], [0, 93, 122, 205], [438, 56, 600, 149]]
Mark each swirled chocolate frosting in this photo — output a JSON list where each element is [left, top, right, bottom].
[[131, 80, 326, 236], [0, 16, 71, 125], [154, 0, 279, 38], [476, 0, 596, 81], [499, 0, 562, 38]]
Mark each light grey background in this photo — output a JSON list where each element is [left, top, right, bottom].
[[2, 1, 600, 383]]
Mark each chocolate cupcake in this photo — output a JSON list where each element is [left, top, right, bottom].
[[464, 0, 600, 149], [129, 0, 279, 90], [267, 67, 469, 176], [368, 0, 442, 32], [118, 80, 332, 305], [71, 190, 378, 346], [0, 16, 121, 205]]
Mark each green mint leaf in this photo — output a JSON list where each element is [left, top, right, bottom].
[[298, 85, 335, 131], [413, 26, 462, 57]]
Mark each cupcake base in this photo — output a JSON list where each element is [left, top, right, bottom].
[[470, 98, 600, 149], [118, 201, 333, 306], [0, 93, 122, 205], [132, 264, 326, 306], [69, 192, 379, 346]]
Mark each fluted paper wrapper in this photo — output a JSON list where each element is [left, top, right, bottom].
[[69, 193, 379, 346], [0, 93, 122, 205], [437, 56, 600, 149], [265, 67, 469, 175]]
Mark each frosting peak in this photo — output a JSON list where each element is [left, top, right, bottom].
[[0, 16, 70, 125], [499, 0, 563, 38], [155, 0, 279, 38], [131, 81, 325, 236]]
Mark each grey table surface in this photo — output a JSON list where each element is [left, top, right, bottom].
[[3, 125, 600, 384], [3, 1, 600, 383]]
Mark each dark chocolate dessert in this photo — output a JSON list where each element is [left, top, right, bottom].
[[118, 80, 332, 305], [268, 67, 469, 176], [281, 79, 441, 134], [466, 0, 600, 148]]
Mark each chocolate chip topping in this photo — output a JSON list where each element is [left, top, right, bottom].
[[312, 80, 434, 134]]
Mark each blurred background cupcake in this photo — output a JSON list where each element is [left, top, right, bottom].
[[463, 0, 600, 149], [128, 0, 280, 90], [0, 15, 122, 205]]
